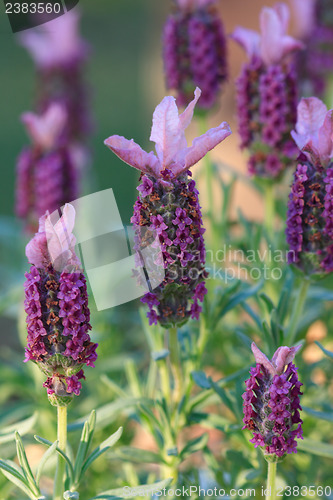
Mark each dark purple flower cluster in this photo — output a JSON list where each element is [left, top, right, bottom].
[[296, 0, 333, 98], [163, 4, 227, 109], [286, 155, 333, 275], [133, 170, 208, 328], [236, 57, 297, 178], [24, 264, 97, 405], [16, 147, 78, 232], [243, 362, 303, 459]]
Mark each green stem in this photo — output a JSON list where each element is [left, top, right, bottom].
[[159, 358, 171, 404], [264, 182, 275, 241], [266, 461, 277, 500], [169, 327, 183, 405], [287, 278, 310, 345], [54, 406, 67, 500]]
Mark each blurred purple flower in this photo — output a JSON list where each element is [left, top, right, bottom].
[[232, 3, 303, 178], [243, 342, 303, 460], [163, 0, 227, 109], [24, 204, 97, 405], [15, 104, 78, 232], [105, 89, 231, 327]]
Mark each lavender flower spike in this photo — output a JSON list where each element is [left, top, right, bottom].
[[286, 97, 333, 275], [15, 104, 78, 232], [243, 342, 303, 461], [163, 0, 228, 109], [232, 3, 303, 178], [105, 88, 231, 327], [24, 204, 97, 406]]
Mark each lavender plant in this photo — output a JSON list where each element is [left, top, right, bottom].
[[15, 105, 78, 232], [232, 3, 303, 179], [163, 0, 227, 109]]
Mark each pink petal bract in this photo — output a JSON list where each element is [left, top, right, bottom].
[[291, 97, 333, 163], [104, 135, 160, 177], [21, 103, 67, 151], [272, 345, 302, 375], [251, 342, 275, 376], [19, 10, 87, 69], [173, 121, 232, 176], [231, 27, 261, 59]]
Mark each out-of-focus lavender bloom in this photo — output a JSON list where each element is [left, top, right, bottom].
[[105, 88, 231, 327], [243, 342, 303, 461], [24, 204, 97, 406], [15, 104, 78, 232], [286, 97, 333, 275], [19, 10, 91, 144], [292, 0, 333, 98], [232, 3, 303, 178], [163, 0, 227, 109]]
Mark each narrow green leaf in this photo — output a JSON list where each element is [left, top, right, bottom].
[[111, 446, 165, 464], [180, 433, 209, 459], [0, 412, 37, 445], [0, 459, 35, 499], [74, 411, 96, 484], [209, 379, 236, 415], [36, 440, 58, 486], [89, 478, 172, 499], [34, 435, 74, 483], [303, 406, 333, 422], [81, 427, 123, 477], [315, 341, 333, 359], [15, 432, 39, 496], [259, 293, 275, 313], [64, 491, 79, 500], [298, 438, 333, 458], [191, 371, 211, 389]]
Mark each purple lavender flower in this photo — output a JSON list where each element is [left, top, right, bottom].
[[24, 204, 97, 405], [19, 10, 91, 146], [292, 0, 333, 98], [163, 0, 227, 109], [105, 88, 231, 327], [15, 104, 78, 232], [243, 342, 303, 461], [232, 3, 303, 178], [286, 97, 333, 275]]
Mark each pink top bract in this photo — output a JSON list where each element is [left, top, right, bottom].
[[291, 0, 316, 39], [291, 97, 333, 165], [251, 342, 302, 376], [176, 0, 216, 10], [104, 88, 231, 179], [232, 3, 303, 66], [26, 204, 81, 273], [19, 10, 87, 69], [21, 103, 67, 151]]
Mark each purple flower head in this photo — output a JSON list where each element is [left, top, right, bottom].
[[287, 98, 333, 275], [232, 3, 302, 178], [292, 0, 333, 98], [105, 89, 230, 326], [24, 204, 97, 405], [163, 1, 227, 109], [15, 104, 78, 232], [243, 342, 303, 460]]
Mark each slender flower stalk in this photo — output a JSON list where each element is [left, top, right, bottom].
[[286, 97, 333, 276], [104, 87, 231, 327], [16, 104, 78, 232], [242, 342, 303, 460], [24, 203, 98, 406], [232, 3, 303, 178], [54, 406, 67, 500], [163, 0, 227, 109]]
